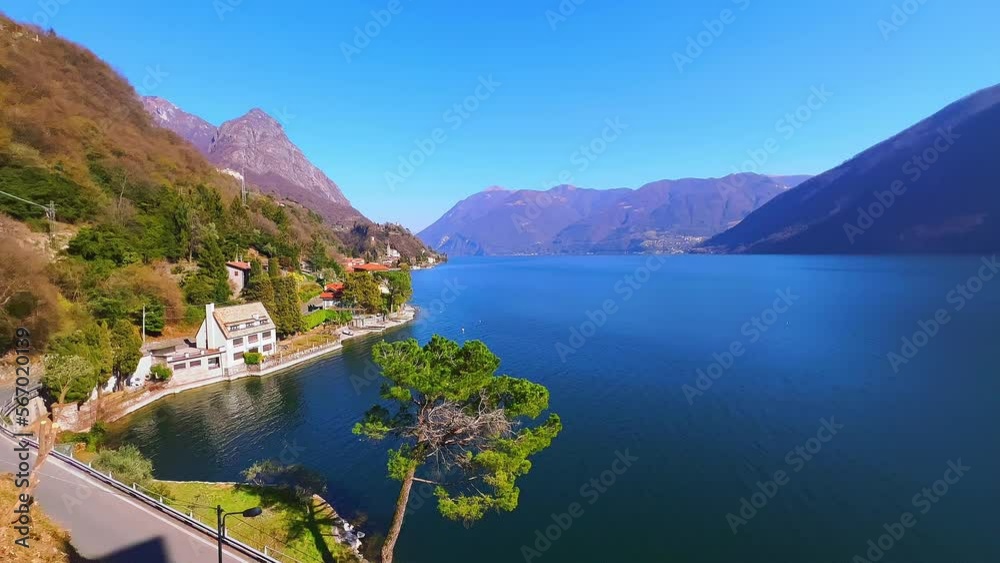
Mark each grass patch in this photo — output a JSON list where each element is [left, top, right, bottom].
[[281, 331, 339, 355], [156, 480, 358, 562]]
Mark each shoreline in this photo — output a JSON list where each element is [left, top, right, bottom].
[[92, 306, 417, 428]]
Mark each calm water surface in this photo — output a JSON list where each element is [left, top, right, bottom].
[[109, 256, 1000, 562]]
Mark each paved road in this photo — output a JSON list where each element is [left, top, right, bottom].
[[0, 433, 252, 562]]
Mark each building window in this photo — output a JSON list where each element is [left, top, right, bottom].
[[249, 334, 259, 344], [175, 363, 186, 370], [234, 352, 244, 362], [263, 331, 272, 340], [263, 344, 273, 352], [208, 357, 220, 369], [233, 337, 244, 347], [189, 360, 202, 368]]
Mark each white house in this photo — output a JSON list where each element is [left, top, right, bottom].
[[196, 302, 276, 372], [125, 302, 277, 386]]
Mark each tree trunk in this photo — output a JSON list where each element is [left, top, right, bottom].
[[381, 464, 416, 563]]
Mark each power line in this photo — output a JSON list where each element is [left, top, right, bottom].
[[0, 188, 55, 221]]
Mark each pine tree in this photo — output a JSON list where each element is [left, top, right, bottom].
[[273, 276, 304, 337], [110, 320, 142, 388], [242, 258, 276, 312], [197, 233, 231, 303]]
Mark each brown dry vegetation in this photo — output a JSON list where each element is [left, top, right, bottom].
[[0, 13, 392, 357], [0, 474, 77, 562]]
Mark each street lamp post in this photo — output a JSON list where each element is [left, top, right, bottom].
[[216, 504, 263, 562]]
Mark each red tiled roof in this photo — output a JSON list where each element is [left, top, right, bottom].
[[354, 263, 389, 272], [325, 283, 345, 291], [225, 261, 252, 270], [320, 292, 336, 300]]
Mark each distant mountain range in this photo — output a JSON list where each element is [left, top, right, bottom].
[[702, 83, 1000, 254], [142, 96, 363, 224], [418, 174, 811, 255]]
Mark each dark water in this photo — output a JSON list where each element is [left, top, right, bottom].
[[109, 256, 1000, 563]]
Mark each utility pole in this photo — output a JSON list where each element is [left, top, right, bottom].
[[142, 304, 146, 344]]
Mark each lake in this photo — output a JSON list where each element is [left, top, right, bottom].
[[108, 256, 1000, 562]]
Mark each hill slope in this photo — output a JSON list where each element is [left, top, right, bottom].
[[703, 83, 1000, 254], [0, 14, 429, 352], [419, 174, 809, 255]]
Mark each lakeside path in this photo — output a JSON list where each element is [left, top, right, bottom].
[[99, 305, 417, 427], [0, 432, 252, 562]]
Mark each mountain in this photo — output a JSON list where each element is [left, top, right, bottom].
[[207, 108, 361, 222], [703, 84, 1000, 254], [141, 96, 216, 153], [419, 174, 811, 255], [141, 98, 363, 224]]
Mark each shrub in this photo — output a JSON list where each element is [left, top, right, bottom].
[[302, 309, 353, 331], [241, 459, 327, 501], [303, 310, 327, 331], [92, 444, 155, 487], [60, 421, 108, 451], [150, 364, 172, 381], [243, 351, 263, 365], [328, 310, 353, 325]]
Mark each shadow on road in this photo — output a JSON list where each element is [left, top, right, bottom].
[[72, 536, 170, 562]]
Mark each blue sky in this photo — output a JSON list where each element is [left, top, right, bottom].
[[4, 1, 999, 231]]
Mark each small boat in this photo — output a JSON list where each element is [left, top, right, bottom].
[[341, 328, 355, 336]]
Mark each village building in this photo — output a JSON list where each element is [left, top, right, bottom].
[[386, 242, 401, 260], [225, 261, 252, 296], [341, 257, 365, 272], [146, 337, 224, 384], [196, 302, 276, 371], [321, 283, 345, 309], [131, 302, 277, 384], [353, 263, 390, 273]]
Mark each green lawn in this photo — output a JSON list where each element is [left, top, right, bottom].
[[156, 480, 358, 562]]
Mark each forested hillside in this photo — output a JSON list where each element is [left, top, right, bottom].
[[0, 15, 387, 359]]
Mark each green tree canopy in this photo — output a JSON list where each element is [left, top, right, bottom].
[[42, 353, 97, 405], [242, 258, 276, 313], [354, 336, 561, 563], [47, 322, 113, 390], [110, 319, 142, 387], [272, 276, 304, 338], [343, 271, 383, 314], [379, 270, 413, 312]]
